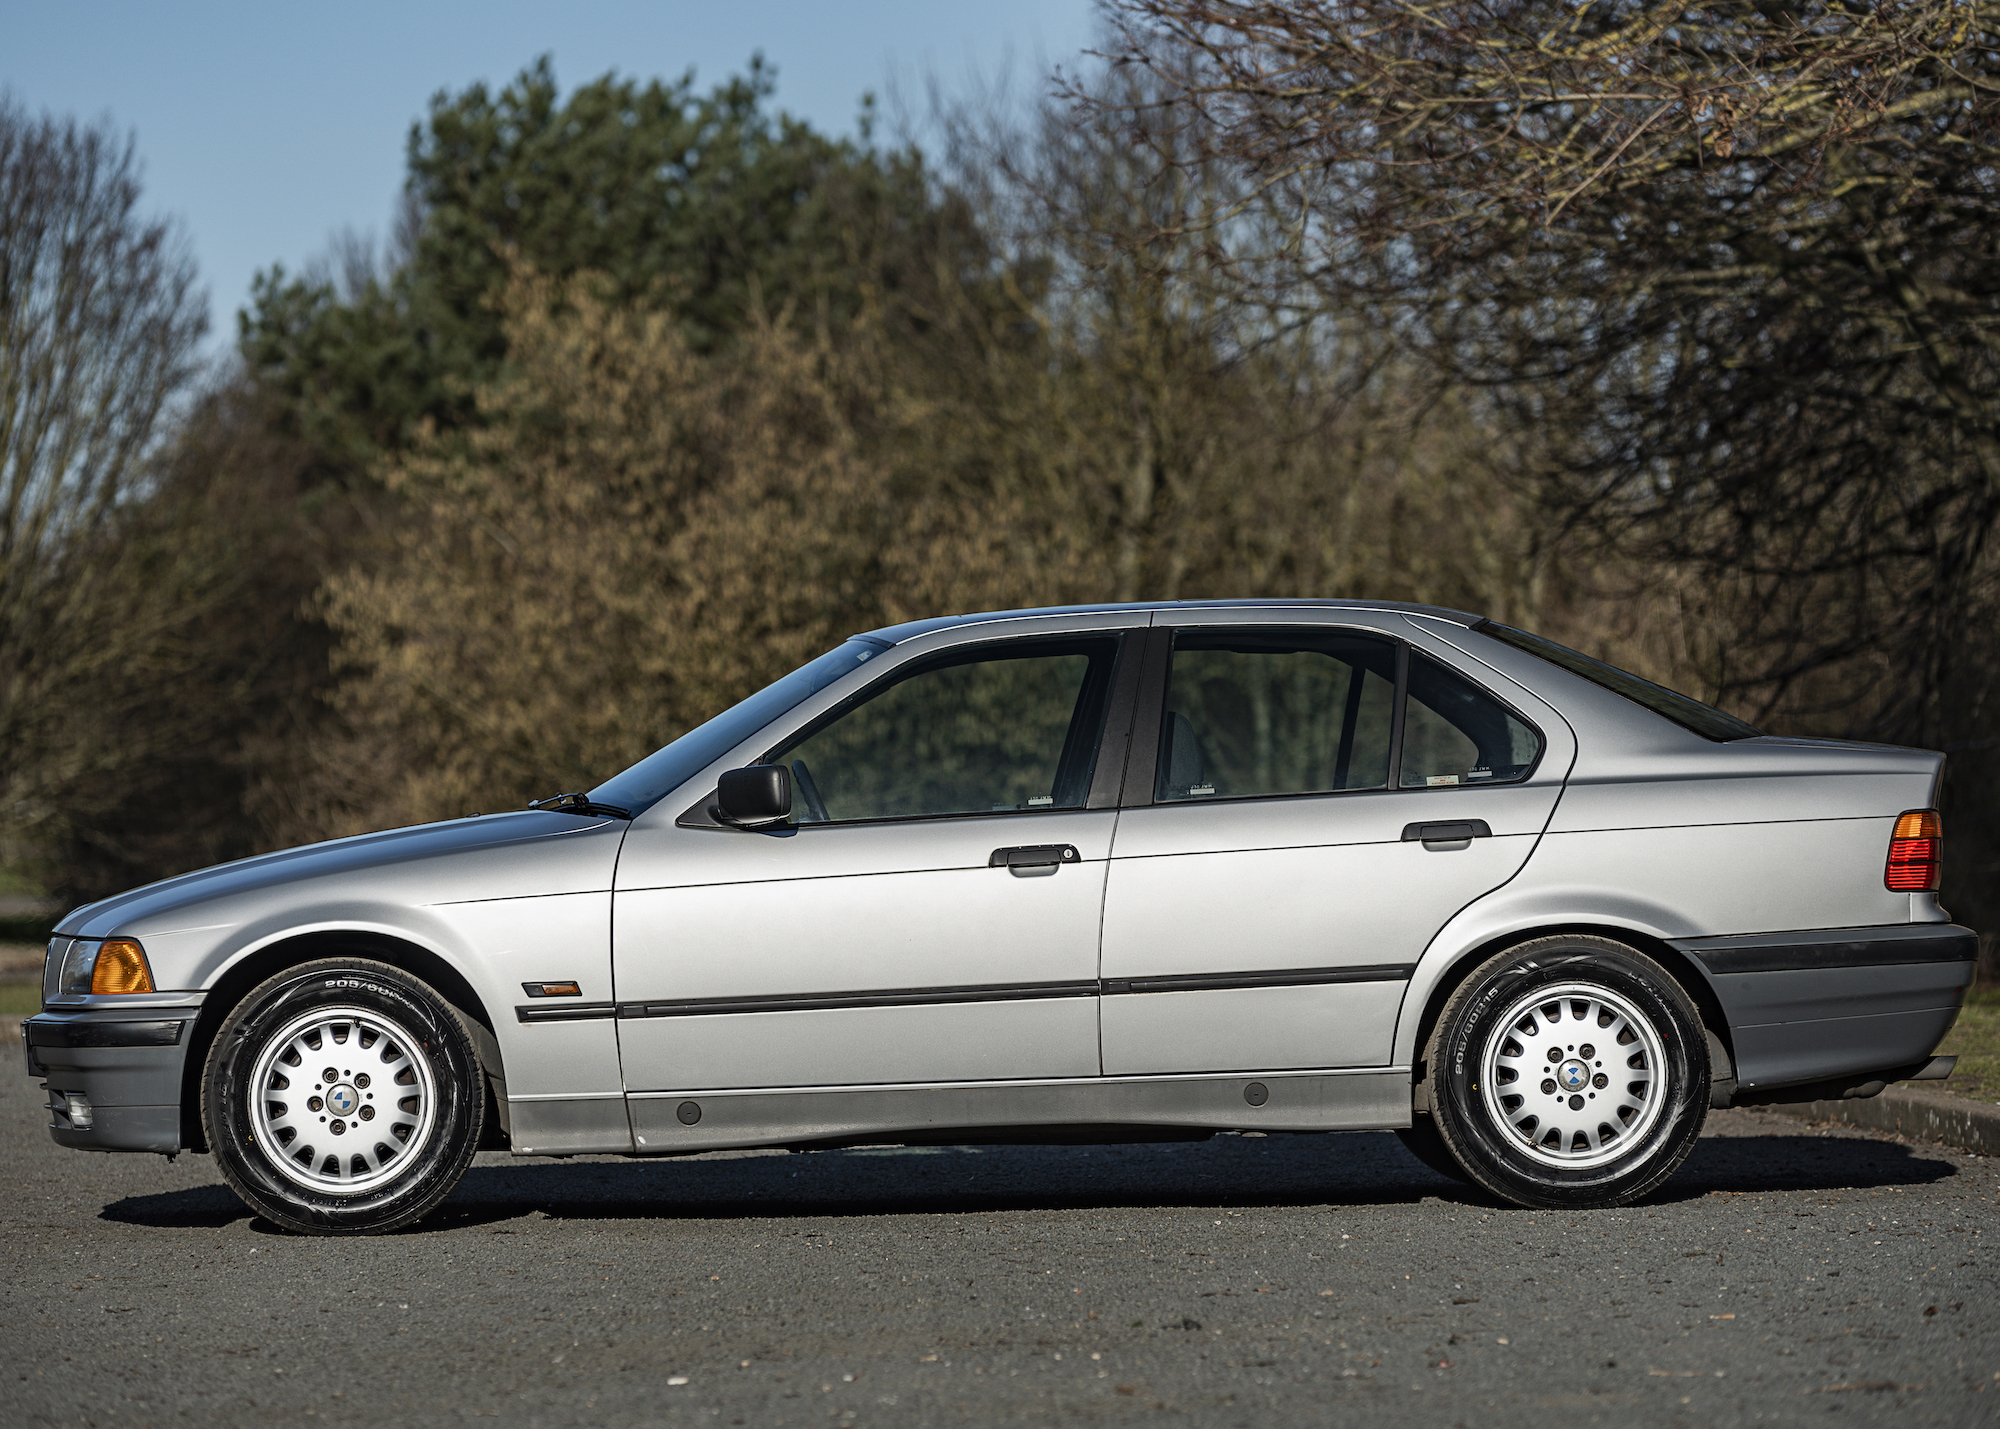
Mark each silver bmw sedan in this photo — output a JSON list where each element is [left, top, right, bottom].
[[23, 601, 1975, 1233]]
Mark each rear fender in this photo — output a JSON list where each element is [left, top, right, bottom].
[[1395, 891, 1733, 1075]]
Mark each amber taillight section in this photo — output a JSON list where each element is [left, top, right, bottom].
[[90, 938, 154, 994], [1885, 810, 1942, 892]]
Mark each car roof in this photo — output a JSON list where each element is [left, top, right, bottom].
[[859, 599, 1484, 646]]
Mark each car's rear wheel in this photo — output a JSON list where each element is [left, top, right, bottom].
[[202, 958, 483, 1235], [1425, 937, 1709, 1209]]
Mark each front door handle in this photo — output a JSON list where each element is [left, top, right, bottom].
[[1401, 819, 1492, 848], [990, 844, 1082, 877]]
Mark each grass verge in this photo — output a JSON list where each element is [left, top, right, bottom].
[[1924, 988, 2000, 1102]]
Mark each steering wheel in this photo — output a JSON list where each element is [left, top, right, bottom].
[[790, 759, 830, 823]]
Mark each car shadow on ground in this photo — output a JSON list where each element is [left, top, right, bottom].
[[97, 1127, 1958, 1233], [1661, 1129, 1959, 1199]]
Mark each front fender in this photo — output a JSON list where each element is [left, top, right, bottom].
[[190, 895, 622, 1104]]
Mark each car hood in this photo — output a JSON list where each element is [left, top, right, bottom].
[[58, 811, 628, 941]]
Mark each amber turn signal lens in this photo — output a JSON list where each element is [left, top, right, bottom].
[[90, 938, 154, 994], [1893, 810, 1941, 842], [1885, 810, 1942, 892]]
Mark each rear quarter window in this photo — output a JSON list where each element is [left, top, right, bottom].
[[1400, 652, 1543, 787]]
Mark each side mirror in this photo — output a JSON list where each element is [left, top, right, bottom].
[[715, 764, 792, 828]]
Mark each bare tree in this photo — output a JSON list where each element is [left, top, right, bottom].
[[0, 95, 209, 858], [1094, 3, 2000, 726], [912, 57, 1570, 620], [1095, 3, 2000, 940]]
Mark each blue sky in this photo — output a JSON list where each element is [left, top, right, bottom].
[[3, 1, 1099, 351]]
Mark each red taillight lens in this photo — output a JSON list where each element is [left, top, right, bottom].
[[1885, 809, 1942, 892]]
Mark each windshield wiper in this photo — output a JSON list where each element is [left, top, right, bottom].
[[527, 792, 632, 819]]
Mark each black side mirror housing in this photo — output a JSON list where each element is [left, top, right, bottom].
[[715, 765, 792, 827]]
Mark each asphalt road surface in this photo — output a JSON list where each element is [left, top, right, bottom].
[[4, 1067, 1996, 1428]]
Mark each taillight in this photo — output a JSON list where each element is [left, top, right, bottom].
[[1885, 810, 1942, 892]]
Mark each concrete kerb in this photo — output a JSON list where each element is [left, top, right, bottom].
[[1763, 1083, 2000, 1157]]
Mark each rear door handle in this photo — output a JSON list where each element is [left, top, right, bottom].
[[1401, 820, 1492, 846], [990, 844, 1082, 876]]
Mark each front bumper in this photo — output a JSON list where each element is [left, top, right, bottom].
[[22, 1003, 202, 1153], [1674, 923, 1977, 1098]]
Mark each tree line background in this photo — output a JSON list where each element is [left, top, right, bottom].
[[2, 3, 1995, 969]]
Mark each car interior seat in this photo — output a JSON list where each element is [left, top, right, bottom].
[[1162, 711, 1211, 797]]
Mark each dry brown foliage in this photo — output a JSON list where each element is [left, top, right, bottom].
[[298, 253, 1658, 835]]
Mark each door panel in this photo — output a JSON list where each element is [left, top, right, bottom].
[[1100, 625, 1564, 1076], [616, 810, 1117, 1093], [1100, 795, 1548, 1071], [617, 820, 1112, 997], [613, 629, 1131, 1094]]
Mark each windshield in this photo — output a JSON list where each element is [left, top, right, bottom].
[[1473, 620, 1760, 742], [590, 638, 891, 813]]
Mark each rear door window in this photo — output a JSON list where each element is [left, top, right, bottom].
[[1154, 631, 1398, 802]]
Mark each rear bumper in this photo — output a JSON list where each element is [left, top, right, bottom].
[[1672, 924, 1977, 1098], [21, 1005, 200, 1153]]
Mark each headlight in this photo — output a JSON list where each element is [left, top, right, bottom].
[[57, 938, 95, 995], [54, 938, 155, 995], [43, 938, 69, 1003]]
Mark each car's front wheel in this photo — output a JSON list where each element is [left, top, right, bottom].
[[1425, 937, 1709, 1209], [202, 958, 484, 1234]]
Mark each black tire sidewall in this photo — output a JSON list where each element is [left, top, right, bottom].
[[1394, 1120, 1472, 1185], [202, 959, 482, 1234], [1431, 940, 1708, 1208]]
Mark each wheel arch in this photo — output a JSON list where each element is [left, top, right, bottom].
[[1401, 922, 1735, 1106], [179, 929, 508, 1153]]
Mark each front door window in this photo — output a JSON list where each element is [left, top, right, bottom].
[[773, 638, 1122, 823]]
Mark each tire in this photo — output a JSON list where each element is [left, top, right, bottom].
[[201, 958, 484, 1235], [1425, 936, 1709, 1209], [1394, 1119, 1471, 1185]]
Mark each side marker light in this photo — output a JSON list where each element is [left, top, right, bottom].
[[521, 981, 583, 998]]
